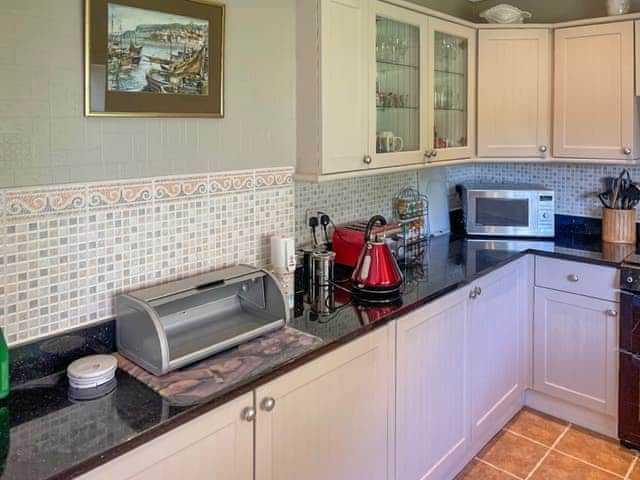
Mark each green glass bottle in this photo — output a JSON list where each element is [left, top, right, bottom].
[[0, 329, 9, 399]]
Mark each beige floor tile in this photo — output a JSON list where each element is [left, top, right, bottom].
[[455, 459, 516, 480], [530, 451, 620, 480], [477, 430, 548, 478], [554, 426, 635, 476], [505, 408, 568, 446]]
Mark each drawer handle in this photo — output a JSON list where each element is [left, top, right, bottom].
[[606, 309, 618, 317], [261, 397, 276, 412], [242, 406, 256, 422], [567, 274, 579, 282]]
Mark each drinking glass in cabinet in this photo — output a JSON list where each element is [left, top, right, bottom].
[[433, 32, 468, 150], [376, 16, 421, 154]]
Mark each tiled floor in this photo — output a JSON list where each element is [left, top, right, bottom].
[[456, 408, 639, 480]]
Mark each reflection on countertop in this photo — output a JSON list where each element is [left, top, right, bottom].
[[0, 231, 631, 480]]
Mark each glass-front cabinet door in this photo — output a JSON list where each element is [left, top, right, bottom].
[[428, 18, 476, 162], [371, 2, 428, 168]]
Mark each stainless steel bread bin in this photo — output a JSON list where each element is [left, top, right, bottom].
[[116, 265, 289, 375]]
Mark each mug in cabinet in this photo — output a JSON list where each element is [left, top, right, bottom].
[[377, 132, 404, 153]]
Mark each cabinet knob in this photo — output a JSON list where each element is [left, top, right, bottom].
[[606, 309, 618, 317], [431, 150, 438, 158], [624, 147, 632, 156], [363, 155, 372, 165], [261, 397, 276, 412], [469, 289, 477, 299], [539, 145, 548, 153], [242, 406, 256, 422], [475, 286, 482, 296], [567, 274, 579, 282]]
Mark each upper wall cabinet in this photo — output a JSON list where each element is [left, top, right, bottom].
[[297, 0, 371, 177], [554, 21, 639, 161], [296, 1, 476, 180], [427, 19, 476, 163], [477, 30, 551, 158], [371, 2, 429, 169]]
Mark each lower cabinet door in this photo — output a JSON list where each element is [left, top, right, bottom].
[[469, 259, 530, 448], [395, 288, 470, 480], [533, 287, 618, 415], [78, 392, 254, 480], [255, 325, 392, 480]]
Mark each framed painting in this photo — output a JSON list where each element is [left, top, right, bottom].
[[85, 0, 224, 117]]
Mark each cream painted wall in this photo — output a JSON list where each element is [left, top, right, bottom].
[[0, 0, 295, 188]]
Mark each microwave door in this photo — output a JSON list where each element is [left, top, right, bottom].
[[468, 192, 534, 236]]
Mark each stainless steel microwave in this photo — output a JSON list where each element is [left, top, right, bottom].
[[458, 184, 555, 238]]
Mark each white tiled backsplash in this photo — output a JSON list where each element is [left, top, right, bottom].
[[0, 168, 294, 345]]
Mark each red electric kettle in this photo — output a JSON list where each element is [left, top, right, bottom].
[[351, 215, 403, 300]]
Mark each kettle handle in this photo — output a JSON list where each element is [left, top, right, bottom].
[[364, 215, 387, 242]]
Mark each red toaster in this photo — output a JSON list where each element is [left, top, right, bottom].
[[332, 221, 401, 267]]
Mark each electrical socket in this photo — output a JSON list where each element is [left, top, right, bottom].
[[306, 208, 321, 227]]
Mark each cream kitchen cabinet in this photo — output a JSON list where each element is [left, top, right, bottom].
[[395, 256, 532, 480], [533, 287, 618, 416], [395, 287, 470, 480], [77, 392, 254, 480], [554, 21, 639, 161], [428, 18, 476, 162], [255, 324, 393, 480], [468, 256, 532, 451], [297, 0, 372, 176], [477, 29, 551, 158]]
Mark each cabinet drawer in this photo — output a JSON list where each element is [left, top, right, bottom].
[[535, 256, 618, 302]]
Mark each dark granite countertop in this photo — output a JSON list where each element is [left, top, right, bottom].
[[0, 231, 630, 480]]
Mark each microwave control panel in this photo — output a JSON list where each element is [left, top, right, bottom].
[[537, 194, 555, 235]]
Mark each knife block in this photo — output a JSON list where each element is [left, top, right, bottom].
[[602, 207, 637, 244]]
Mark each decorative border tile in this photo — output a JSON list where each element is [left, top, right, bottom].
[[209, 173, 254, 195], [4, 187, 86, 218], [88, 182, 153, 210], [256, 170, 294, 190], [154, 176, 208, 202]]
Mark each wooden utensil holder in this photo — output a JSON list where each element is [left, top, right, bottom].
[[602, 207, 637, 244]]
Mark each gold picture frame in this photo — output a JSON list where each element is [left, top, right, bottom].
[[85, 0, 225, 117]]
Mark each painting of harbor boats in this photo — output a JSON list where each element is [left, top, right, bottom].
[[107, 3, 209, 95]]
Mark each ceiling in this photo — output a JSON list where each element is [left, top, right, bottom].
[[409, 0, 640, 23]]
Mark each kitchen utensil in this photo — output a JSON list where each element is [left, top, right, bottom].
[[599, 192, 612, 208], [610, 169, 632, 209], [351, 215, 404, 300], [310, 250, 336, 316]]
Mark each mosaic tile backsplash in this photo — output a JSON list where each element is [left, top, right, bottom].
[[0, 168, 294, 346], [469, 163, 640, 218], [294, 166, 473, 246]]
